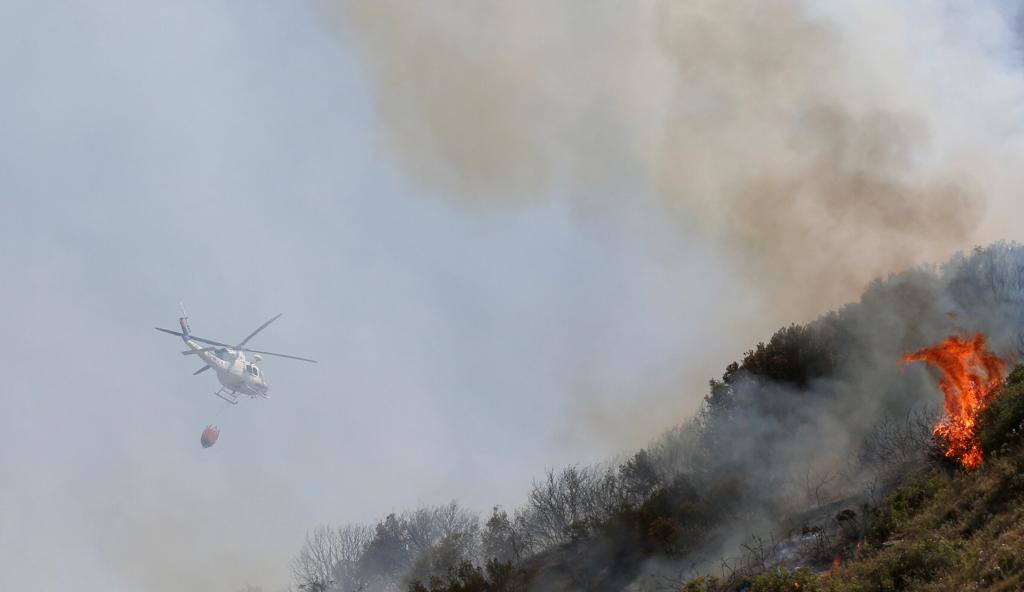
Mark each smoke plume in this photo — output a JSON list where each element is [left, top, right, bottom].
[[318, 0, 1024, 323]]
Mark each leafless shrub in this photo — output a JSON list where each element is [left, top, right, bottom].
[[291, 525, 372, 592], [739, 534, 781, 574], [713, 533, 785, 586], [776, 459, 851, 512], [402, 502, 480, 586], [520, 465, 625, 548], [404, 501, 479, 559], [859, 407, 940, 472], [802, 526, 835, 564], [482, 506, 529, 564]]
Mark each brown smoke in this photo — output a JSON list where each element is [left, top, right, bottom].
[[320, 0, 992, 322]]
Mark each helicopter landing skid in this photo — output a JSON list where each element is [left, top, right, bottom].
[[213, 387, 240, 405]]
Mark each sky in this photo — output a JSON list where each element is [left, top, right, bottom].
[[0, 3, 743, 590], [1, 2, 1023, 591]]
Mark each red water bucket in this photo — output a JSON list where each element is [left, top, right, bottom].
[[201, 425, 220, 448]]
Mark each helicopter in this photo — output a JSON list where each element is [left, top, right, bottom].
[[156, 311, 317, 404]]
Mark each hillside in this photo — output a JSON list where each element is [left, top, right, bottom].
[[705, 363, 1024, 592], [292, 243, 1024, 592]]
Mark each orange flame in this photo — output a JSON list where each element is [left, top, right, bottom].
[[825, 555, 841, 576], [902, 334, 1006, 470]]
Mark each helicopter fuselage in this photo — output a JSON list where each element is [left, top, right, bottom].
[[176, 316, 269, 399], [186, 338, 269, 398]]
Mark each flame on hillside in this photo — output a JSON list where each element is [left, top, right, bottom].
[[902, 334, 1006, 470]]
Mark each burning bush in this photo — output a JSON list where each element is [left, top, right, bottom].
[[902, 334, 1007, 470]]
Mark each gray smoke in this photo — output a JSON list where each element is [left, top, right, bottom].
[[619, 241, 1024, 586], [319, 0, 1024, 324]]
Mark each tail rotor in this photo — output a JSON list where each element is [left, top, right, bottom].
[[178, 302, 192, 339]]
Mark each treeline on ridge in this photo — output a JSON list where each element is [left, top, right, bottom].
[[291, 242, 1024, 592]]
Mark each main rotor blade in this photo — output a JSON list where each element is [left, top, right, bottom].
[[242, 347, 318, 363], [236, 313, 283, 348], [182, 347, 224, 356], [155, 327, 231, 348], [193, 365, 212, 375]]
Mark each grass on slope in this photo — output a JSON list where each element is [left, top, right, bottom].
[[712, 364, 1024, 592]]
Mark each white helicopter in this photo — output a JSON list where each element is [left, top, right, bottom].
[[156, 311, 317, 404]]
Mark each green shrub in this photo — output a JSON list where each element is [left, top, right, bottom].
[[867, 474, 943, 545], [750, 567, 823, 592], [860, 536, 961, 591], [680, 575, 720, 592], [979, 365, 1024, 457]]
